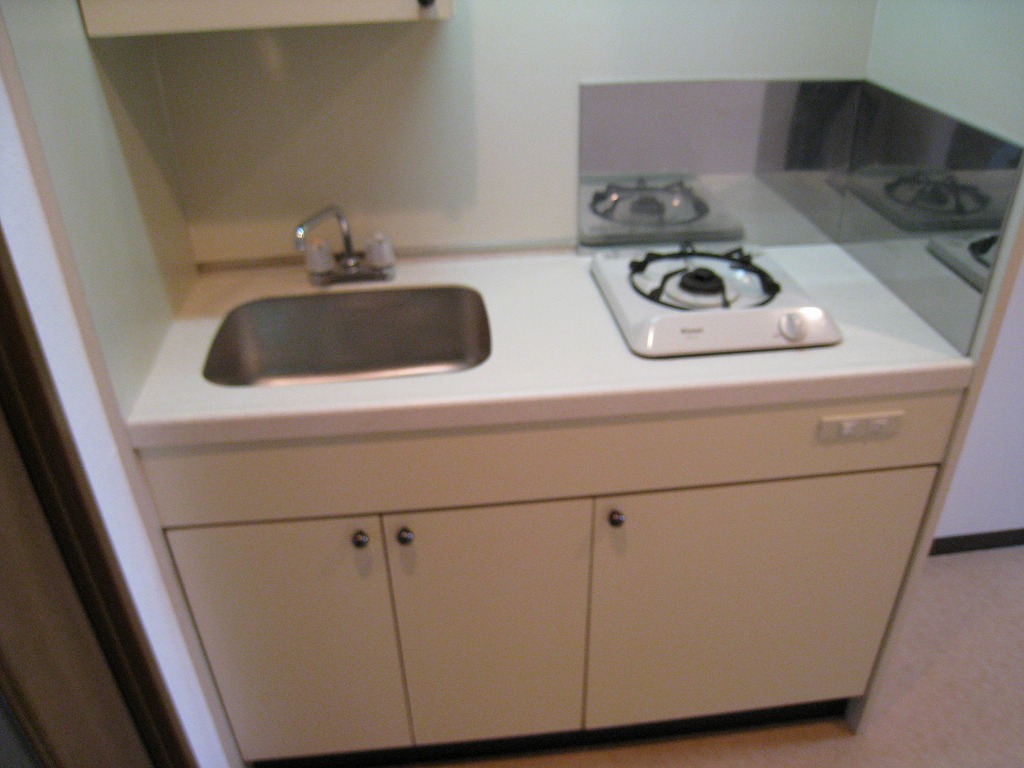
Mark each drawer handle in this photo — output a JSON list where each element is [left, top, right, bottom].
[[351, 530, 370, 549], [608, 510, 625, 528], [396, 527, 415, 546]]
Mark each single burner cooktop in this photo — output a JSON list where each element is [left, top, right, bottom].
[[591, 246, 842, 358]]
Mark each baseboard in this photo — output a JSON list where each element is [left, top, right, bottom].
[[255, 699, 848, 768], [930, 528, 1024, 555]]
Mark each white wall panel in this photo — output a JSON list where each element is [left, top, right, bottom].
[[0, 1, 239, 765], [868, 2, 1024, 537], [868, 0, 1024, 145], [0, 0, 189, 411], [937, 221, 1024, 538], [148, 0, 877, 262]]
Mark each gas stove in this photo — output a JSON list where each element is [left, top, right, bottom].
[[591, 245, 842, 357]]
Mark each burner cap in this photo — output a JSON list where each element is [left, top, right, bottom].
[[678, 267, 725, 295], [629, 193, 666, 221]]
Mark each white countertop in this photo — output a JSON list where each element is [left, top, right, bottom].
[[128, 244, 973, 449]]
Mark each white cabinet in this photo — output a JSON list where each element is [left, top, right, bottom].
[[385, 501, 592, 744], [167, 516, 411, 762], [77, 0, 454, 37], [169, 469, 933, 760], [586, 467, 934, 729], [155, 394, 960, 761], [168, 499, 592, 760]]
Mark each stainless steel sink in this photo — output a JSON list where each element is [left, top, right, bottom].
[[202, 285, 491, 386]]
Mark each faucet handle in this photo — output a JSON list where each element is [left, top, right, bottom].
[[303, 237, 336, 284], [364, 233, 396, 270]]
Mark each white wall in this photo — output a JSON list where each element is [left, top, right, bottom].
[[936, 180, 1024, 539], [0, 1, 239, 765], [938, 223, 1024, 538], [868, 0, 1024, 145], [0, 0, 190, 413], [144, 0, 877, 264]]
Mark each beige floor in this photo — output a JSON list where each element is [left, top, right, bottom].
[[425, 545, 1024, 768]]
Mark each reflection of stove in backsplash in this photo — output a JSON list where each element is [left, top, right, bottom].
[[842, 166, 1016, 232], [927, 232, 999, 292], [579, 174, 744, 246]]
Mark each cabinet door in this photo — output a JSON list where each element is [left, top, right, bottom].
[[168, 517, 411, 762], [385, 500, 592, 745], [586, 467, 935, 729]]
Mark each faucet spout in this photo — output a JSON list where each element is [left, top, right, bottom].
[[295, 205, 355, 264]]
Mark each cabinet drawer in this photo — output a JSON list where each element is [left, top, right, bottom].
[[142, 391, 961, 527]]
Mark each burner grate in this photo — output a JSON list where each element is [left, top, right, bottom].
[[884, 170, 990, 217], [590, 179, 709, 227], [629, 245, 781, 310]]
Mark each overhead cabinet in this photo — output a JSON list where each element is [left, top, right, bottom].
[[77, 0, 454, 37]]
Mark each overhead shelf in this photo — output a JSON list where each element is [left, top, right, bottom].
[[77, 0, 453, 37]]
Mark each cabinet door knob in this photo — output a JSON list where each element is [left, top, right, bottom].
[[608, 510, 626, 527], [351, 530, 370, 548], [396, 527, 415, 545]]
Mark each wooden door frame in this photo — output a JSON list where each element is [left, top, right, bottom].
[[0, 228, 195, 768]]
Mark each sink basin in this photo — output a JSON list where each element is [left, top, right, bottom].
[[203, 285, 491, 386]]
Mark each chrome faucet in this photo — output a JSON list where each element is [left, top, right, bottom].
[[295, 205, 395, 286]]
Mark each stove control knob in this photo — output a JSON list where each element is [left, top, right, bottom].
[[779, 312, 809, 342]]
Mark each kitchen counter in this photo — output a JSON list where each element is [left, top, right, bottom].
[[128, 244, 972, 448], [140, 243, 972, 761]]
